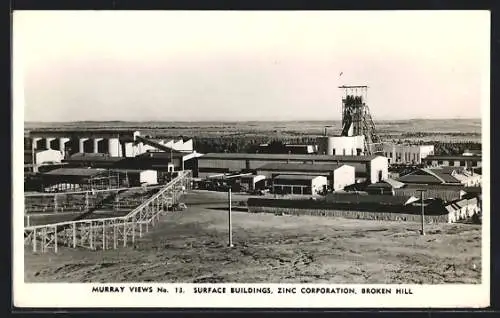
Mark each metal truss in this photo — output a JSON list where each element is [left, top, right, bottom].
[[24, 170, 193, 253]]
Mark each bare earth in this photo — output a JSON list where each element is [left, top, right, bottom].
[[25, 191, 481, 284]]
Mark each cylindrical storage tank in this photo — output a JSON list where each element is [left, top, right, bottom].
[[317, 136, 335, 155], [108, 138, 122, 157]]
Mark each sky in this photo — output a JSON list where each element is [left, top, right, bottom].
[[14, 10, 489, 122]]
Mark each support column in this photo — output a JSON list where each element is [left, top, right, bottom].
[[79, 138, 89, 153], [108, 138, 121, 157], [59, 137, 70, 156], [93, 138, 103, 154], [45, 137, 55, 149], [32, 137, 42, 150]]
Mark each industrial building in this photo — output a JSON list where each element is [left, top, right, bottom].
[[61, 149, 202, 172], [398, 166, 481, 187], [112, 169, 158, 187], [382, 143, 435, 164], [272, 174, 327, 196], [135, 138, 194, 155], [365, 178, 405, 195], [24, 149, 64, 165], [239, 175, 267, 192], [257, 143, 317, 154], [31, 168, 121, 192], [197, 153, 388, 184], [133, 151, 203, 171], [256, 162, 355, 191], [423, 154, 482, 168], [63, 153, 125, 168], [27, 129, 198, 160], [28, 129, 140, 158], [317, 135, 365, 156]]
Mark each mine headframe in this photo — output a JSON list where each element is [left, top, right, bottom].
[[338, 85, 383, 155]]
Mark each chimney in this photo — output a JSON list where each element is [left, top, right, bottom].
[[324, 127, 327, 136]]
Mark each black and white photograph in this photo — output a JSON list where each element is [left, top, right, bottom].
[[13, 10, 490, 308]]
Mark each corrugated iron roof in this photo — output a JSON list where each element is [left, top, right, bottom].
[[43, 168, 106, 177], [66, 153, 124, 162], [426, 168, 461, 183], [398, 174, 443, 184], [425, 155, 481, 161], [398, 168, 461, 184], [258, 162, 344, 172], [111, 169, 155, 173], [201, 153, 380, 162], [136, 151, 186, 159], [274, 174, 323, 181], [383, 178, 405, 189]]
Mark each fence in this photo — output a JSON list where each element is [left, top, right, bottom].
[[247, 206, 451, 223], [24, 170, 192, 253], [246, 197, 454, 223]]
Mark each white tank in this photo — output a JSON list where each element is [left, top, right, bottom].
[[317, 136, 335, 155]]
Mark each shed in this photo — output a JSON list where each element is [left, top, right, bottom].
[[240, 174, 267, 192], [256, 162, 355, 191], [38, 168, 119, 191], [273, 174, 327, 196]]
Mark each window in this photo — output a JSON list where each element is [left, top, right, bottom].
[[438, 160, 443, 165], [460, 161, 466, 166], [343, 149, 346, 156], [332, 149, 336, 155]]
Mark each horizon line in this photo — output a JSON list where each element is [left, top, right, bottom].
[[25, 117, 482, 124]]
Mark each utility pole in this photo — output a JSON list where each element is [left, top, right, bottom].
[[228, 187, 234, 247], [417, 189, 427, 235]]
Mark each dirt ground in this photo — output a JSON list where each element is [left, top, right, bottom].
[[24, 190, 482, 284]]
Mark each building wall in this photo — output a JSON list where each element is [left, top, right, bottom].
[[427, 159, 482, 168], [272, 176, 327, 195], [240, 175, 267, 191], [179, 139, 194, 152], [446, 201, 479, 223], [383, 144, 435, 164], [35, 150, 64, 164], [124, 142, 136, 157], [140, 170, 158, 185], [369, 156, 389, 184], [198, 157, 372, 177], [311, 176, 328, 195], [318, 136, 365, 156], [456, 174, 481, 187], [332, 165, 356, 191]]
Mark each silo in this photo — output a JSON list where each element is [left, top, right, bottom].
[[317, 136, 335, 155]]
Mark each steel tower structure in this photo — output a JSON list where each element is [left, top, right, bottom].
[[338, 85, 382, 155]]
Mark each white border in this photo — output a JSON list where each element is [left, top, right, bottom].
[[12, 10, 491, 308]]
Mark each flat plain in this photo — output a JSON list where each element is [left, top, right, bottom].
[[24, 119, 481, 142], [25, 190, 481, 284]]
